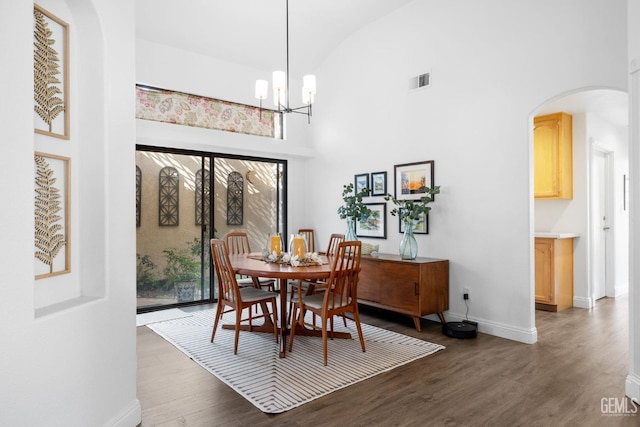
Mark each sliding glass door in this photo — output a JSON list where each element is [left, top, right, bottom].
[[135, 147, 286, 312]]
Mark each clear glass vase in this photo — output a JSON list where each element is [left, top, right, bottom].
[[345, 218, 358, 241], [399, 221, 418, 260]]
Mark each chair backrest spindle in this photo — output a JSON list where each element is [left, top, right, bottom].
[[225, 232, 252, 255], [326, 233, 345, 256], [298, 228, 316, 253], [324, 240, 361, 310], [210, 239, 241, 304]]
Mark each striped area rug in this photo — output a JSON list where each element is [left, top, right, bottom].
[[136, 308, 192, 326], [147, 308, 445, 414]]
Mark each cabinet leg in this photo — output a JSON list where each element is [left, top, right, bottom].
[[412, 317, 422, 332], [437, 312, 446, 324]]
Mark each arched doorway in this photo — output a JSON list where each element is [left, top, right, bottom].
[[531, 88, 628, 316]]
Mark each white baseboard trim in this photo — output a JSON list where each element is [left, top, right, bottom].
[[441, 312, 537, 344], [626, 373, 640, 403], [573, 296, 593, 309], [104, 399, 141, 427]]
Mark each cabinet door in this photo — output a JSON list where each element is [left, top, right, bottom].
[[358, 258, 382, 303], [535, 239, 554, 303], [534, 116, 560, 198], [377, 262, 419, 312]]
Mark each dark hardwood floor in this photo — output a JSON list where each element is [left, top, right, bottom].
[[137, 296, 637, 426]]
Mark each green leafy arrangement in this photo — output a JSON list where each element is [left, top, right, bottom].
[[337, 182, 372, 221], [384, 186, 441, 223]]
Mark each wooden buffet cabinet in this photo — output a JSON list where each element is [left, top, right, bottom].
[[357, 254, 449, 331]]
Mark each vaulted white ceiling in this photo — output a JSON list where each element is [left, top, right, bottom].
[[136, 0, 415, 73], [136, 0, 628, 127]]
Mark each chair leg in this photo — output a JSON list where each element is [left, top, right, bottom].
[[271, 299, 279, 343], [234, 309, 242, 354], [352, 309, 366, 353], [288, 302, 299, 352], [322, 317, 329, 366], [211, 302, 224, 343]]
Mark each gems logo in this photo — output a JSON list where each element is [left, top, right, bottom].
[[601, 397, 639, 416]]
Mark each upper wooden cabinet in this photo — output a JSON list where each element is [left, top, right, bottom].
[[534, 112, 573, 199]]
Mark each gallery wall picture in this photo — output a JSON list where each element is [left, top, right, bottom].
[[356, 202, 387, 239], [394, 160, 435, 201], [35, 152, 70, 278], [34, 4, 69, 139]]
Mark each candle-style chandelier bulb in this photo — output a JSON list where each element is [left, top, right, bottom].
[[253, 0, 315, 123]]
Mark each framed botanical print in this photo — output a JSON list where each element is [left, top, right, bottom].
[[356, 202, 387, 239], [34, 152, 71, 278], [370, 171, 387, 196], [34, 4, 70, 139], [394, 161, 435, 201]]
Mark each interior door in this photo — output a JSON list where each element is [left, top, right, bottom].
[[591, 150, 608, 301]]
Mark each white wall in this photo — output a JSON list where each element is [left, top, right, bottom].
[[0, 0, 140, 425], [305, 0, 627, 343], [627, 0, 640, 406]]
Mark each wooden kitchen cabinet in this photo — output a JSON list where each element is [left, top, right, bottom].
[[535, 237, 574, 311], [534, 112, 573, 199], [358, 254, 449, 331]]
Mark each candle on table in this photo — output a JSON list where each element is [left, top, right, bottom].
[[270, 235, 281, 255], [292, 235, 305, 258]]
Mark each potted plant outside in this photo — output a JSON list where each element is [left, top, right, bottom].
[[337, 182, 372, 241], [163, 241, 201, 302], [384, 186, 441, 259]]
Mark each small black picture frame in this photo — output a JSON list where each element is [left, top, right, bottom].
[[354, 173, 369, 194], [370, 171, 387, 196]]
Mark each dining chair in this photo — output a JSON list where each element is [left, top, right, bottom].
[[210, 239, 278, 354], [297, 228, 316, 253], [288, 233, 344, 325], [288, 240, 365, 366], [225, 232, 276, 291]]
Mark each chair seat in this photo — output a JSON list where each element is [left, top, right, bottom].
[[238, 286, 278, 303], [302, 292, 351, 310], [237, 277, 274, 286]]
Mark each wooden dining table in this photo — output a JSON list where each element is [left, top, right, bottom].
[[227, 252, 352, 357]]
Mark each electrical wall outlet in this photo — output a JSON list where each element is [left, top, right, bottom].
[[463, 287, 470, 300]]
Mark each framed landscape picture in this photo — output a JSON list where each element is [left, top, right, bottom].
[[370, 171, 387, 196], [356, 202, 387, 239], [354, 173, 369, 194], [399, 212, 429, 234], [394, 160, 435, 201]]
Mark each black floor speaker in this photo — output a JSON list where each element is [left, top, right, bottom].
[[442, 321, 477, 339]]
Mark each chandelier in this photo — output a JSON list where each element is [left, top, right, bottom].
[[254, 0, 316, 123]]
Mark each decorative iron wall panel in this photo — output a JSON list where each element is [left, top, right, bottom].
[[227, 171, 243, 226], [159, 166, 179, 226]]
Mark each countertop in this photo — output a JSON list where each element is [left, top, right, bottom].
[[534, 232, 580, 239]]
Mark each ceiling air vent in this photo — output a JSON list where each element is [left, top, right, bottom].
[[409, 72, 431, 91]]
